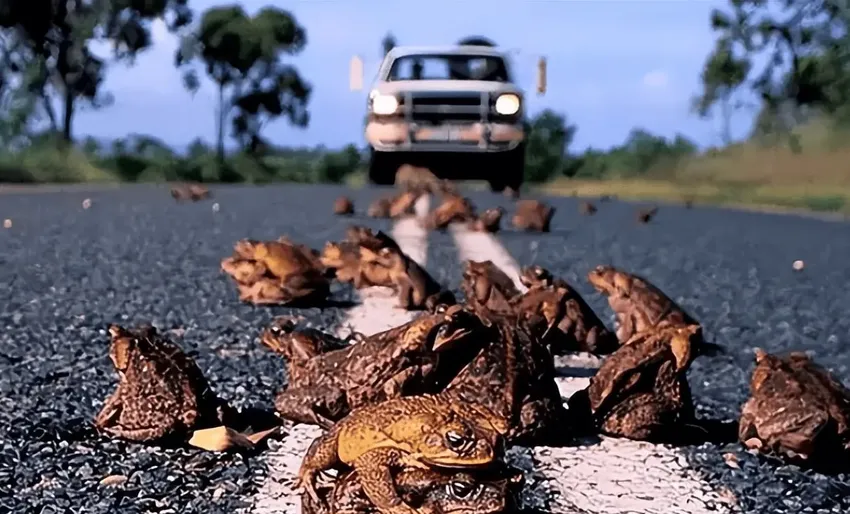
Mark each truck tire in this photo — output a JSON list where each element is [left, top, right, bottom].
[[368, 150, 397, 186], [489, 145, 525, 193]]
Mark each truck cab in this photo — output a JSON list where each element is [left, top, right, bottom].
[[351, 45, 547, 192]]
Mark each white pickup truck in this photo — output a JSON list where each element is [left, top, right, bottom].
[[350, 44, 547, 193]]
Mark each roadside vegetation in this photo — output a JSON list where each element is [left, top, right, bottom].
[[1, 1, 848, 213]]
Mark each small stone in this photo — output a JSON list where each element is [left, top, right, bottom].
[[3, 219, 11, 228], [212, 203, 220, 212], [82, 198, 92, 209], [99, 474, 128, 487], [793, 260, 804, 271], [723, 452, 740, 469]]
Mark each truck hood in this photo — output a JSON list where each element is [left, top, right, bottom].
[[373, 80, 521, 96]]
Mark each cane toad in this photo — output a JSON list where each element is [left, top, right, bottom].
[[460, 260, 521, 316], [636, 206, 658, 223], [368, 197, 393, 218], [425, 195, 476, 230], [372, 246, 456, 311], [235, 278, 291, 305], [334, 196, 355, 216], [303, 465, 521, 514], [738, 349, 850, 471], [468, 207, 504, 233], [587, 265, 701, 343], [511, 200, 555, 232], [297, 394, 503, 514], [261, 316, 360, 364], [271, 305, 484, 427], [220, 256, 267, 284], [444, 315, 569, 446], [573, 324, 701, 442], [234, 239, 330, 304], [346, 225, 402, 254], [390, 191, 422, 219], [95, 325, 231, 443], [579, 201, 597, 216], [512, 283, 619, 355], [519, 265, 568, 291], [515, 266, 617, 354]]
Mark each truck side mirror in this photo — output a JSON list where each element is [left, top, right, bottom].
[[536, 57, 547, 95], [349, 55, 364, 91]]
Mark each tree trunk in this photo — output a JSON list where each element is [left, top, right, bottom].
[[62, 88, 74, 143], [216, 82, 225, 163]]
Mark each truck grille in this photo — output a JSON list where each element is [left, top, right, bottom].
[[408, 92, 485, 124]]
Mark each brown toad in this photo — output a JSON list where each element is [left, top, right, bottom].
[[738, 349, 850, 472], [460, 260, 521, 316], [233, 239, 330, 305], [443, 313, 569, 446], [636, 206, 658, 223], [368, 197, 393, 218], [335, 196, 355, 216], [579, 201, 597, 216], [468, 207, 504, 233], [266, 305, 484, 427], [95, 325, 231, 443], [425, 194, 476, 231], [511, 199, 555, 232], [587, 265, 701, 344], [515, 265, 618, 355], [260, 316, 361, 363], [302, 465, 522, 514], [371, 246, 456, 311], [570, 324, 701, 442], [297, 394, 504, 514], [220, 256, 267, 284]]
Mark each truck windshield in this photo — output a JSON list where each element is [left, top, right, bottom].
[[387, 54, 509, 82]]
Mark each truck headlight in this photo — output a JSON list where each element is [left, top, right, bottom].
[[370, 93, 399, 115], [494, 94, 521, 116]]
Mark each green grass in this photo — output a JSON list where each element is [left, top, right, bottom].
[[538, 120, 850, 215]]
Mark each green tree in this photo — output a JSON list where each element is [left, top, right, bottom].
[[697, 0, 850, 138], [693, 37, 751, 144], [524, 109, 576, 183], [0, 0, 192, 143], [177, 5, 312, 161]]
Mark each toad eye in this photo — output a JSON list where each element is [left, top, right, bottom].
[[269, 326, 281, 335], [447, 481, 480, 500], [444, 429, 473, 451]]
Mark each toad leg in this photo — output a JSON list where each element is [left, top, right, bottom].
[[274, 386, 347, 429], [381, 366, 424, 398], [353, 447, 421, 514], [396, 278, 414, 310], [615, 312, 635, 342], [94, 391, 124, 429], [297, 427, 343, 506], [281, 274, 322, 299], [104, 421, 175, 442]]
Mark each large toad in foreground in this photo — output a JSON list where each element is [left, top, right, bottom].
[[95, 325, 232, 443], [739, 349, 850, 472], [297, 394, 504, 514]]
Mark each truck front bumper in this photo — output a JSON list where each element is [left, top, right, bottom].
[[366, 121, 525, 153]]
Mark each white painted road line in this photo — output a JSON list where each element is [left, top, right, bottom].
[[448, 226, 737, 514], [252, 195, 431, 514], [449, 223, 528, 292]]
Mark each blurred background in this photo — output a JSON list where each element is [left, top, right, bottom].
[[0, 0, 848, 212]]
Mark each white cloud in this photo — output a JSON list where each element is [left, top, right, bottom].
[[641, 70, 670, 90]]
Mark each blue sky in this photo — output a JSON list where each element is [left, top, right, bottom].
[[77, 0, 753, 152]]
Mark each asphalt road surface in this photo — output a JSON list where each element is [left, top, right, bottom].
[[1, 183, 849, 514]]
